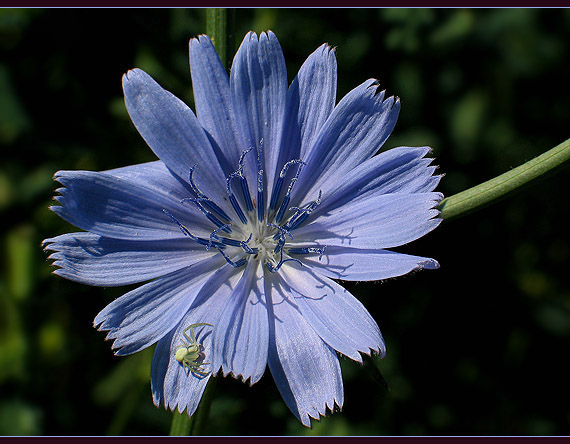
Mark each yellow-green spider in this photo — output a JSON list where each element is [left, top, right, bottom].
[[174, 323, 213, 378]]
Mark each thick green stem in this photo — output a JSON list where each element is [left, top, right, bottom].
[[438, 138, 570, 220]]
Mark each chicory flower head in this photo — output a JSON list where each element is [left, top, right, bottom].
[[43, 31, 442, 427]]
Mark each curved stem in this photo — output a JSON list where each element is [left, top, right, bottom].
[[438, 138, 570, 220]]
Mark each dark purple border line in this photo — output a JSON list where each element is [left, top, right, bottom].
[[2, 2, 570, 7], [2, 437, 570, 441]]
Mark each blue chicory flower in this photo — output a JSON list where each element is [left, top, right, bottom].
[[43, 31, 442, 427]]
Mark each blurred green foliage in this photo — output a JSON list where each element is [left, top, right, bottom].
[[0, 8, 568, 436]]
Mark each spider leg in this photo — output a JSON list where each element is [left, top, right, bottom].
[[185, 361, 209, 377], [189, 327, 197, 343], [183, 323, 214, 343], [182, 331, 193, 344], [190, 367, 211, 378]]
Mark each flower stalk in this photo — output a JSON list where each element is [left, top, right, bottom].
[[169, 409, 192, 436], [438, 138, 570, 220], [206, 8, 235, 70]]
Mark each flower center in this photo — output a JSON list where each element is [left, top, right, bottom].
[[163, 147, 326, 273]]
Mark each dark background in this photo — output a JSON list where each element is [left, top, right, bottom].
[[0, 8, 568, 436]]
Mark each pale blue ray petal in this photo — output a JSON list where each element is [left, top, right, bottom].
[[122, 68, 230, 208], [297, 245, 439, 282], [151, 329, 175, 408], [281, 263, 385, 361], [156, 265, 244, 414], [265, 272, 344, 427], [275, 43, 337, 175], [189, 35, 242, 170], [43, 232, 213, 286], [230, 31, 288, 203], [294, 79, 400, 203], [311, 146, 442, 218], [51, 170, 212, 241], [104, 160, 194, 204], [94, 255, 225, 356], [213, 260, 268, 385], [295, 44, 337, 160], [294, 192, 443, 250]]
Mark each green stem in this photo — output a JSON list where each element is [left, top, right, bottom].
[[438, 138, 570, 220], [206, 8, 236, 70], [168, 377, 218, 436], [169, 409, 193, 436]]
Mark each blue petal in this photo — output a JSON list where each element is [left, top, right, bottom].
[[51, 170, 211, 241], [294, 79, 400, 203], [275, 43, 337, 177], [94, 255, 225, 356], [189, 35, 242, 171], [104, 160, 194, 203], [265, 272, 344, 427], [153, 265, 244, 414], [281, 263, 385, 361], [230, 31, 288, 201], [212, 260, 268, 385], [122, 68, 230, 208], [294, 192, 443, 250], [298, 245, 439, 282], [151, 329, 175, 408], [310, 146, 441, 218], [43, 232, 213, 286]]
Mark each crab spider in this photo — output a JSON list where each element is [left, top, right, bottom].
[[174, 323, 213, 378]]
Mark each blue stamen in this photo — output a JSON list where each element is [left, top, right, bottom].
[[256, 139, 265, 222], [162, 209, 223, 248], [181, 198, 232, 234], [275, 163, 304, 224], [284, 190, 322, 232], [288, 246, 327, 260], [217, 247, 247, 268], [205, 231, 257, 253], [219, 237, 244, 248], [229, 149, 255, 213], [269, 159, 305, 211], [207, 224, 233, 250], [266, 256, 302, 273], [266, 224, 300, 272], [226, 174, 247, 224], [275, 195, 290, 225], [268, 223, 293, 250], [188, 166, 231, 221], [270, 178, 284, 212], [257, 170, 264, 222], [241, 177, 254, 212], [240, 233, 258, 254], [286, 211, 309, 231], [226, 149, 255, 224]]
